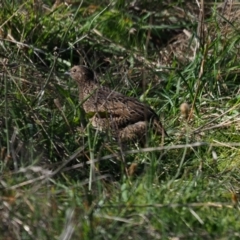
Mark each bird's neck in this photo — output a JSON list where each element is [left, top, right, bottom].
[[78, 80, 98, 103]]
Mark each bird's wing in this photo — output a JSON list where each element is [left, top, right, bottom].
[[84, 87, 158, 128]]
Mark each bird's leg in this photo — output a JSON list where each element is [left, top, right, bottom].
[[117, 137, 130, 179]]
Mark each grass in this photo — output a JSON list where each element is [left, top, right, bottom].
[[1, 0, 240, 239]]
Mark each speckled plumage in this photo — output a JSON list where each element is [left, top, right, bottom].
[[66, 65, 167, 142]]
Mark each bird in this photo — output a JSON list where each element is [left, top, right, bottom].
[[65, 65, 167, 143]]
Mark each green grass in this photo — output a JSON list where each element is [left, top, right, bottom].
[[1, 0, 240, 239]]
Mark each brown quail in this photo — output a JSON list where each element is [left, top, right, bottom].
[[65, 65, 167, 142]]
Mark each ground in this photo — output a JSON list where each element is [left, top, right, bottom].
[[0, 0, 240, 239]]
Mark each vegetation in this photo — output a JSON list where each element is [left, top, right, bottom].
[[1, 0, 240, 239]]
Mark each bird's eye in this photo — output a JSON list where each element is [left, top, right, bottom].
[[73, 69, 76, 73]]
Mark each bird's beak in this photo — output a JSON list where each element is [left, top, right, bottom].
[[64, 71, 70, 75]]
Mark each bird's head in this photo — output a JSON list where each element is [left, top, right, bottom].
[[65, 65, 94, 83]]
